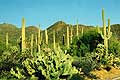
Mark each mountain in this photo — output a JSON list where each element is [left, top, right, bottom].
[[111, 24, 120, 40], [0, 21, 119, 47]]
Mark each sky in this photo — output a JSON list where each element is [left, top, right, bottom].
[[0, 0, 120, 29]]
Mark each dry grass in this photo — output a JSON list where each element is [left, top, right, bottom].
[[90, 67, 120, 80]]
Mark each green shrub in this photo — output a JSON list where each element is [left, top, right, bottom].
[[10, 46, 78, 80]]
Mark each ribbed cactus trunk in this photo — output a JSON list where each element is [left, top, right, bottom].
[[38, 25, 41, 53], [76, 19, 79, 37], [6, 33, 8, 48], [45, 29, 48, 45], [31, 34, 34, 55], [70, 26, 73, 44], [35, 35, 37, 46], [53, 30, 56, 49], [21, 17, 26, 52], [62, 34, 65, 45], [67, 26, 69, 48], [102, 9, 107, 50], [41, 32, 43, 43], [81, 27, 83, 36], [101, 9, 112, 55]]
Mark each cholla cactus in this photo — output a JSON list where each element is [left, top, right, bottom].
[[38, 25, 41, 53], [45, 29, 48, 45], [6, 33, 8, 48], [53, 30, 56, 49], [67, 26, 69, 48], [21, 17, 26, 52], [31, 34, 34, 55], [100, 9, 112, 55]]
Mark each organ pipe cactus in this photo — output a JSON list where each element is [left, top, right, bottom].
[[21, 17, 26, 52], [6, 33, 8, 48], [100, 9, 112, 55], [67, 26, 69, 48]]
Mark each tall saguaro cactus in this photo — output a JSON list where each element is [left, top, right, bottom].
[[31, 34, 34, 55], [76, 19, 79, 37], [21, 17, 26, 52], [62, 34, 65, 45], [6, 33, 8, 48], [101, 9, 112, 54], [70, 25, 73, 44], [67, 26, 69, 48], [81, 27, 83, 36], [45, 29, 48, 45], [38, 25, 41, 53], [53, 30, 56, 49]]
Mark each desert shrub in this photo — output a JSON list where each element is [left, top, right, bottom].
[[108, 36, 120, 57], [10, 46, 78, 80], [68, 30, 103, 57]]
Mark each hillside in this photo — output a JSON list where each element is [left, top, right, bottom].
[[0, 21, 120, 46]]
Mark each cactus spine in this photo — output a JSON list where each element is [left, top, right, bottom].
[[31, 34, 34, 55], [38, 25, 41, 53], [45, 29, 48, 45], [76, 19, 79, 37], [53, 30, 56, 49], [6, 33, 8, 48], [67, 26, 69, 48], [70, 25, 73, 43], [101, 9, 112, 54], [21, 17, 26, 52]]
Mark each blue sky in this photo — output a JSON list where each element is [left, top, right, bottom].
[[0, 0, 120, 29]]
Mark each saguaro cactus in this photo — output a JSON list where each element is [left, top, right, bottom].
[[62, 34, 65, 45], [76, 19, 79, 37], [35, 35, 38, 46], [21, 17, 26, 52], [38, 25, 41, 53], [6, 33, 8, 48], [101, 9, 112, 54], [70, 25, 73, 44], [45, 29, 48, 45], [81, 27, 83, 36], [67, 26, 69, 48], [31, 34, 34, 55], [53, 30, 56, 49]]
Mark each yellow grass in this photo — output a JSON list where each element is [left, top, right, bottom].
[[90, 67, 120, 80]]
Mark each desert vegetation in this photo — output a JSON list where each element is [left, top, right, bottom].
[[0, 9, 120, 80]]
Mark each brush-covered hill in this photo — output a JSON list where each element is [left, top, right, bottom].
[[0, 21, 119, 47]]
